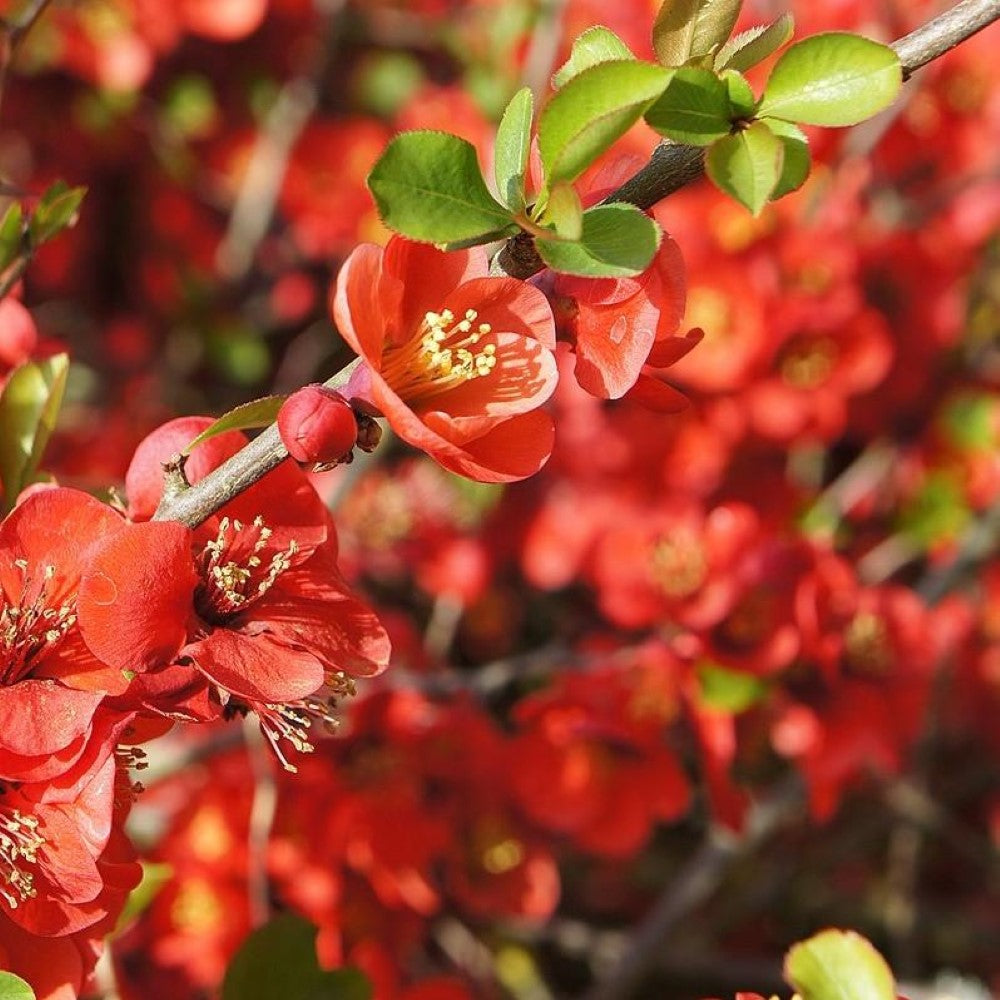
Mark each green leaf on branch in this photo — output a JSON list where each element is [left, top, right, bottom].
[[223, 914, 372, 1000], [765, 118, 811, 197], [697, 662, 769, 712], [552, 26, 635, 88], [536, 182, 583, 240], [0, 203, 25, 274], [29, 181, 86, 245], [758, 32, 902, 126], [535, 203, 661, 277], [183, 395, 287, 455], [0, 974, 36, 1000], [721, 69, 756, 118], [715, 13, 794, 71], [706, 120, 783, 214], [645, 66, 733, 145], [653, 0, 743, 67], [494, 87, 534, 212], [368, 131, 517, 244], [785, 929, 896, 1000], [537, 60, 672, 186], [0, 354, 69, 513]]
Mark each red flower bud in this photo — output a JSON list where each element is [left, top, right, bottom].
[[278, 384, 358, 465]]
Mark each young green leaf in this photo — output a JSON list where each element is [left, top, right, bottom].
[[182, 395, 286, 455], [494, 87, 533, 212], [0, 353, 69, 513], [698, 662, 770, 712], [368, 131, 517, 244], [537, 182, 583, 240], [653, 0, 743, 67], [0, 203, 24, 274], [705, 120, 784, 215], [0, 974, 35, 1000], [552, 26, 635, 88], [721, 68, 756, 118], [758, 32, 902, 126], [535, 203, 661, 277], [538, 60, 672, 186], [715, 12, 794, 71], [645, 67, 733, 145], [29, 184, 86, 245], [785, 930, 896, 1000], [764, 118, 811, 197]]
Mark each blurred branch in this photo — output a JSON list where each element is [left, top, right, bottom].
[[582, 778, 803, 1000], [243, 716, 278, 929], [154, 0, 1000, 529], [0, 0, 56, 113]]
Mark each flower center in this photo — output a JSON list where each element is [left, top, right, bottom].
[[843, 611, 891, 677], [381, 308, 497, 404], [0, 802, 44, 909], [650, 536, 707, 599], [195, 516, 297, 624], [1, 560, 76, 687], [779, 335, 838, 389]]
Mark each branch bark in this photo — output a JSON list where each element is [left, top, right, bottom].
[[152, 0, 1000, 528]]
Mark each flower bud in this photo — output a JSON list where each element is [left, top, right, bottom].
[[278, 385, 358, 465]]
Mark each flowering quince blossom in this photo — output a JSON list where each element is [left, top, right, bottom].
[[332, 236, 559, 483], [76, 417, 391, 769]]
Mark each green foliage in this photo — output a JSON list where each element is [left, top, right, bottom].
[[0, 354, 69, 513], [29, 181, 87, 246], [645, 66, 732, 145], [705, 120, 784, 215], [535, 203, 661, 277], [182, 396, 286, 455], [223, 915, 372, 1000], [116, 862, 173, 931], [536, 182, 583, 240], [652, 0, 743, 67], [537, 60, 672, 186], [697, 662, 769, 712], [552, 26, 635, 87], [721, 69, 756, 117], [715, 13, 794, 71], [765, 118, 812, 197], [0, 974, 35, 1000], [368, 131, 517, 244], [494, 87, 534, 212], [0, 203, 24, 274], [758, 32, 902, 126], [785, 929, 896, 1000]]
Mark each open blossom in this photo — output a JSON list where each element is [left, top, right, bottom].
[[333, 236, 558, 483], [77, 418, 390, 767]]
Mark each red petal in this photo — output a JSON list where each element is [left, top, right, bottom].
[[0, 681, 102, 758], [77, 521, 196, 673]]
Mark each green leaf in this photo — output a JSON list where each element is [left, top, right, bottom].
[[0, 973, 36, 1000], [697, 662, 769, 712], [785, 929, 896, 1000], [706, 120, 783, 214], [715, 13, 794, 71], [0, 203, 24, 273], [645, 66, 732, 145], [552, 26, 635, 87], [494, 87, 533, 212], [764, 117, 811, 197], [721, 69, 756, 117], [758, 32, 902, 126], [536, 182, 583, 240], [29, 182, 86, 245], [0, 354, 69, 512], [535, 203, 661, 277], [223, 914, 372, 1000], [653, 0, 743, 67], [368, 131, 516, 244], [183, 395, 286, 455], [537, 60, 672, 186]]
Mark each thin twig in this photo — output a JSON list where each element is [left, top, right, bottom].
[[152, 1, 1000, 528], [243, 716, 278, 928]]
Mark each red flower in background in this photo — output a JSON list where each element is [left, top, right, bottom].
[[333, 236, 558, 482], [77, 418, 390, 766]]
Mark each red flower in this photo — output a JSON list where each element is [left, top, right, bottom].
[[77, 418, 390, 766], [333, 236, 558, 482]]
